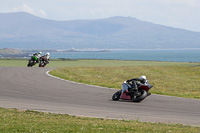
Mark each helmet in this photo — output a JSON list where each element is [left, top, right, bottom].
[[139, 75, 147, 83], [139, 75, 146, 80], [46, 52, 50, 56], [38, 52, 42, 55]]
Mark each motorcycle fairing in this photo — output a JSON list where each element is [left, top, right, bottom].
[[139, 85, 152, 91], [120, 91, 131, 100]]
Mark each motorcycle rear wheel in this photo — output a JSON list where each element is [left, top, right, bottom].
[[112, 91, 121, 101], [131, 90, 147, 102]]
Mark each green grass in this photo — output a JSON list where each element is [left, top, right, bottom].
[[50, 65, 200, 99], [0, 108, 199, 133]]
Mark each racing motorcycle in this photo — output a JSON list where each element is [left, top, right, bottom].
[[39, 56, 48, 67], [112, 81, 153, 102], [27, 56, 37, 67]]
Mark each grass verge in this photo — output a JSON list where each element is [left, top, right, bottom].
[[0, 108, 199, 133], [50, 65, 200, 99]]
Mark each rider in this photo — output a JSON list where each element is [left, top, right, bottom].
[[41, 52, 50, 64], [126, 75, 149, 91], [32, 52, 42, 63]]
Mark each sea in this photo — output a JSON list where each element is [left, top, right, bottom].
[[50, 49, 200, 62]]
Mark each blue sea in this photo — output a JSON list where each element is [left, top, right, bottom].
[[50, 49, 200, 62]]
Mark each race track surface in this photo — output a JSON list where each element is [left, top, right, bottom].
[[0, 67, 200, 126]]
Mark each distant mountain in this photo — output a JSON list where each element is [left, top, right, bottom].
[[0, 12, 200, 49], [0, 48, 22, 54]]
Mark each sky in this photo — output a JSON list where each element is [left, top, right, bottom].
[[1, 0, 200, 32]]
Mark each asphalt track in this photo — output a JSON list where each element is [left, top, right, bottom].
[[0, 67, 200, 126]]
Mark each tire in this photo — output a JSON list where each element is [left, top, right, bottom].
[[28, 60, 34, 67], [39, 61, 44, 67], [27, 63, 32, 67], [112, 91, 121, 101], [131, 90, 147, 102]]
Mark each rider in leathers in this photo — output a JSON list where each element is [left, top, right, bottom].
[[41, 52, 50, 64], [32, 52, 42, 63], [126, 75, 149, 92]]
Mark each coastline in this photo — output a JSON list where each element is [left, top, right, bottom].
[[1, 49, 200, 63]]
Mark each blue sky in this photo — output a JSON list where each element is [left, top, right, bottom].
[[1, 0, 200, 32]]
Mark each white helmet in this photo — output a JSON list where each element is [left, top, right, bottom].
[[46, 52, 50, 56], [38, 52, 42, 55], [139, 75, 146, 80]]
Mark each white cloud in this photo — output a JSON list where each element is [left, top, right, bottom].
[[11, 4, 35, 14], [22, 4, 34, 13], [3, 3, 48, 18], [38, 9, 47, 17]]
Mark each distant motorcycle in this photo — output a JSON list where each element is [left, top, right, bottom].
[[39, 56, 48, 67], [112, 81, 153, 102], [27, 56, 37, 67]]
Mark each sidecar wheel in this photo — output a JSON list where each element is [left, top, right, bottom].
[[112, 91, 121, 101], [132, 90, 147, 102]]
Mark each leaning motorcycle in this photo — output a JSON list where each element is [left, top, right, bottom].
[[112, 81, 153, 102], [39, 56, 48, 67], [27, 56, 37, 67]]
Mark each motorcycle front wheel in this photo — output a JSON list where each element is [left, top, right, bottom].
[[27, 63, 32, 67], [131, 90, 147, 102], [112, 90, 121, 101]]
